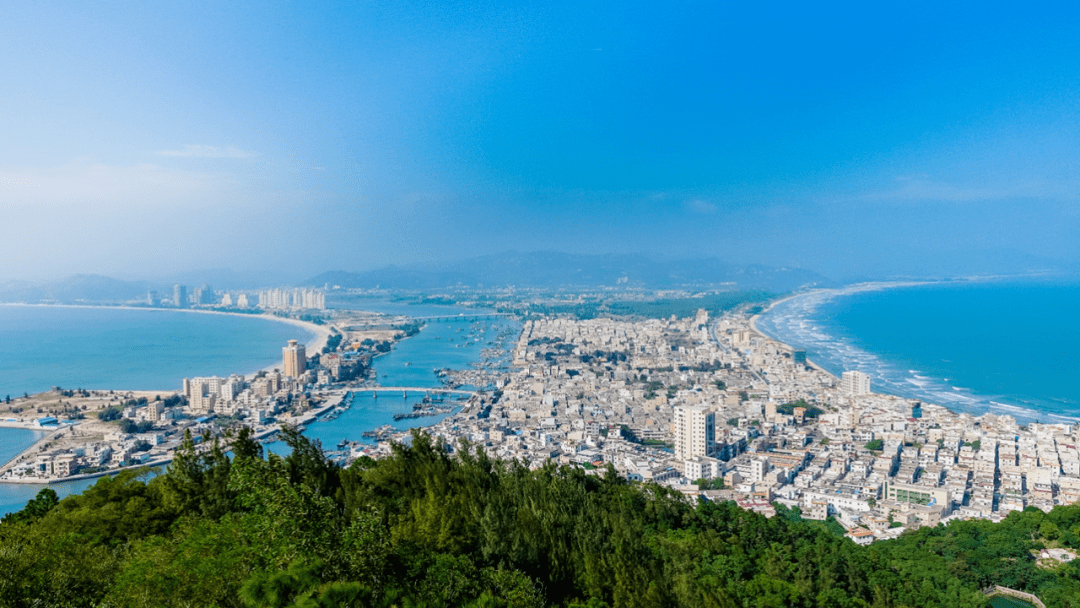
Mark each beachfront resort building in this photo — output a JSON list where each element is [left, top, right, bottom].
[[257, 288, 326, 310], [841, 371, 872, 396], [283, 340, 307, 379]]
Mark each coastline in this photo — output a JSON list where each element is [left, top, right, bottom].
[[0, 420, 46, 430], [0, 302, 331, 380], [254, 315, 332, 373], [750, 280, 1078, 424], [0, 304, 332, 476], [748, 281, 932, 382], [0, 427, 64, 477]]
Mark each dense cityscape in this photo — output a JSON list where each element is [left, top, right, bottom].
[[4, 2, 1080, 604], [2, 292, 1077, 576]]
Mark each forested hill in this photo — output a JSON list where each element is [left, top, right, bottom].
[[2, 428, 1079, 608], [306, 252, 833, 292]]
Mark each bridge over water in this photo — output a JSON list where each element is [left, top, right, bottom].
[[350, 386, 477, 397], [408, 313, 514, 323]]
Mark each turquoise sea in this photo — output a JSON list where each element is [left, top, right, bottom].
[[0, 301, 517, 517], [0, 305, 315, 398], [0, 304, 316, 516], [755, 280, 1080, 424]]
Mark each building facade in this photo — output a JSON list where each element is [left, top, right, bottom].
[[173, 284, 188, 308], [841, 371, 871, 396], [673, 404, 715, 460], [283, 339, 307, 379]]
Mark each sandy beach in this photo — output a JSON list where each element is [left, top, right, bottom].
[[255, 315, 332, 373], [0, 420, 45, 430], [747, 281, 933, 382]]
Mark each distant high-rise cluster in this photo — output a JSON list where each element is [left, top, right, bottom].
[[257, 288, 325, 310], [173, 284, 188, 308], [193, 284, 215, 305]]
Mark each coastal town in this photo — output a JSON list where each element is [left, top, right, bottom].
[[3, 295, 1080, 550], [417, 306, 1080, 548]]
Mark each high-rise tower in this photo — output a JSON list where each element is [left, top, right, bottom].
[[673, 405, 715, 460], [283, 339, 307, 379], [173, 284, 188, 308], [841, 370, 871, 396]]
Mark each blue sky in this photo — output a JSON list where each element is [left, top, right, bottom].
[[2, 1, 1079, 281]]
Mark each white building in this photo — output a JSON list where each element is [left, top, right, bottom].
[[684, 455, 724, 481], [673, 405, 715, 460], [841, 371, 871, 396], [257, 288, 325, 310]]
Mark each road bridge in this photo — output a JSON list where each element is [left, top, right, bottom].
[[350, 386, 477, 397], [408, 313, 513, 323]]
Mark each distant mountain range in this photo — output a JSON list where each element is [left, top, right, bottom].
[[305, 252, 834, 292], [0, 254, 834, 304]]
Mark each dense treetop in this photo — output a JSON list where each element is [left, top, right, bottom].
[[1, 427, 1078, 607]]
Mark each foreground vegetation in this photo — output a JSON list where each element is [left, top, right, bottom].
[[2, 429, 1079, 607]]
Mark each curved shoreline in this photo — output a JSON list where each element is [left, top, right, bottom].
[[751, 281, 1077, 424], [749, 282, 931, 382], [0, 302, 331, 379]]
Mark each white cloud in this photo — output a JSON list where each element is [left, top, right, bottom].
[[155, 144, 259, 159], [0, 158, 308, 279]]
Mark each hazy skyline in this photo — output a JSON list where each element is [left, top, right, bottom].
[[3, 1, 1080, 282]]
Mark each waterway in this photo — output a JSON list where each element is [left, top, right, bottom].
[[272, 311, 519, 455], [0, 301, 519, 517], [989, 595, 1038, 608]]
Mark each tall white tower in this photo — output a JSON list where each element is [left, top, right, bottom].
[[673, 405, 716, 460]]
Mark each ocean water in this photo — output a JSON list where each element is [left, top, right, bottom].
[[0, 427, 109, 516], [1, 302, 518, 516], [0, 304, 314, 516], [0, 305, 316, 398], [755, 281, 1080, 423]]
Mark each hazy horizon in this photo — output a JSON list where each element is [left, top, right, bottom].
[[4, 2, 1080, 282]]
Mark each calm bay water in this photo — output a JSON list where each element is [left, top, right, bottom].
[[0, 305, 315, 397], [0, 430, 105, 516], [1, 301, 518, 516], [756, 280, 1080, 423], [0, 304, 315, 516]]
